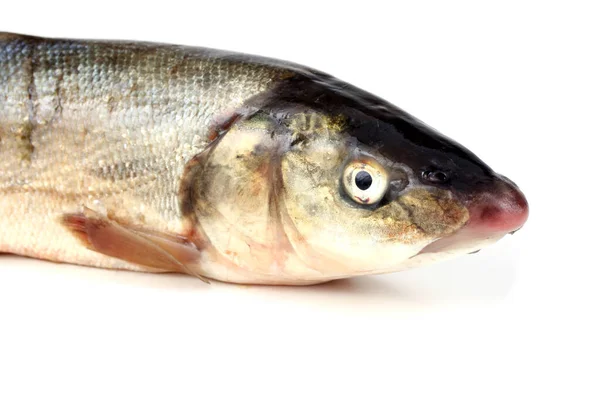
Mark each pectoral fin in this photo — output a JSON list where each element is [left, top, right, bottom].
[[62, 208, 209, 283]]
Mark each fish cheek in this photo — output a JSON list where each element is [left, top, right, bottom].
[[396, 188, 469, 238], [279, 149, 363, 266]]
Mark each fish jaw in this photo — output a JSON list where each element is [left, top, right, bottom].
[[417, 174, 529, 256]]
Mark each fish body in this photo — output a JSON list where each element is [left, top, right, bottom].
[[0, 33, 528, 285]]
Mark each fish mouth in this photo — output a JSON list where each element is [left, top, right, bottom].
[[418, 174, 529, 255]]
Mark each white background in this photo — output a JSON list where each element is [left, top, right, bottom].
[[1, 1, 598, 399]]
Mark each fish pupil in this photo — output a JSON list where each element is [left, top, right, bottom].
[[355, 171, 373, 190]]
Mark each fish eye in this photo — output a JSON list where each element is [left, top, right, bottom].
[[343, 159, 389, 205], [422, 169, 450, 184]]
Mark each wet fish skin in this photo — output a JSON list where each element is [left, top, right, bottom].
[[0, 33, 528, 285], [0, 33, 289, 279]]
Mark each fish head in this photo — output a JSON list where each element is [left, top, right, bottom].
[[268, 74, 529, 275], [183, 73, 528, 281]]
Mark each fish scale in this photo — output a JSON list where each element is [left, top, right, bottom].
[[0, 34, 285, 274]]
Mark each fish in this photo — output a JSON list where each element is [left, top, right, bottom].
[[0, 32, 529, 285]]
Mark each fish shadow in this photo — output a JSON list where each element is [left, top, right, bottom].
[[218, 241, 519, 311], [243, 258, 515, 312], [1, 240, 518, 312]]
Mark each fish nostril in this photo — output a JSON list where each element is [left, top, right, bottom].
[[422, 169, 450, 184]]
